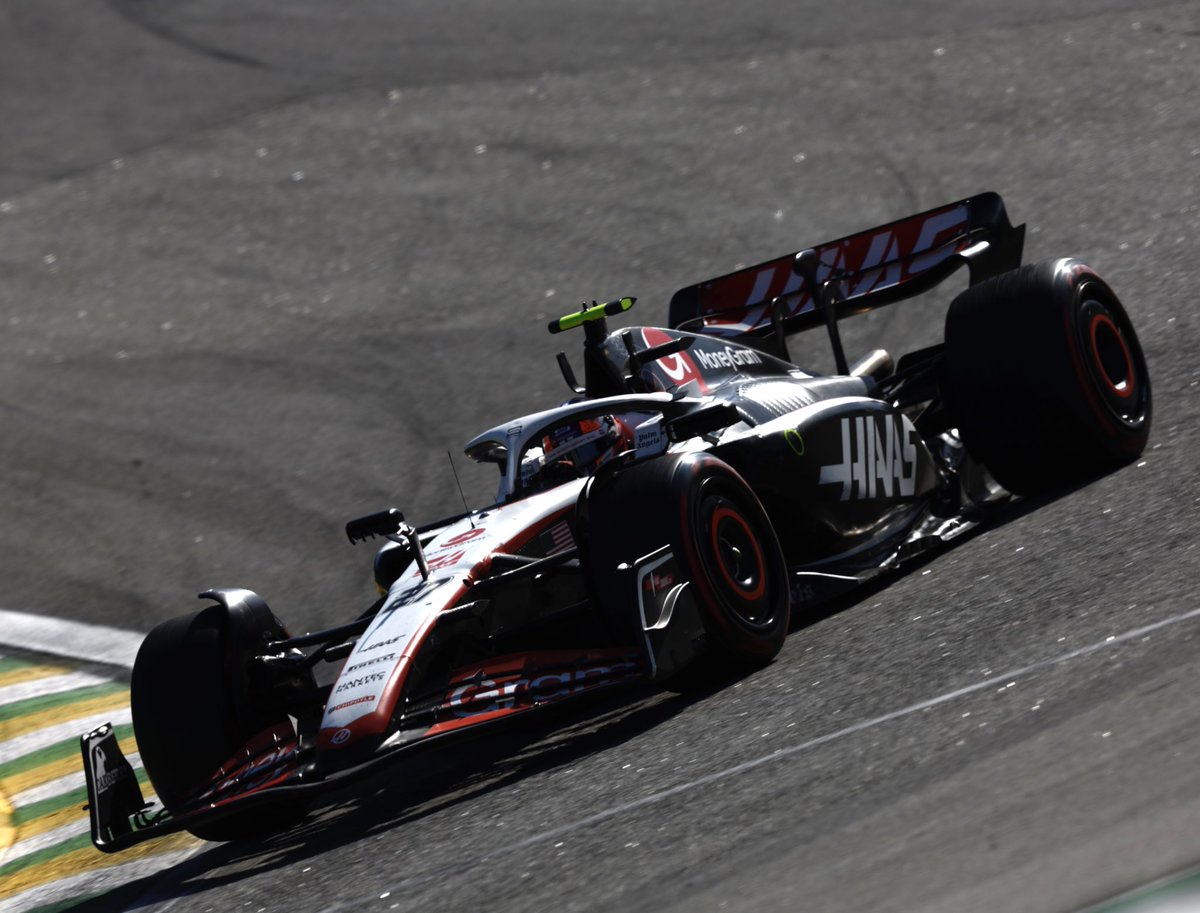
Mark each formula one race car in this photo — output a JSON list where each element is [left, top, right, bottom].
[[82, 191, 1151, 850]]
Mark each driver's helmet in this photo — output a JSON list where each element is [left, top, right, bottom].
[[542, 414, 633, 477]]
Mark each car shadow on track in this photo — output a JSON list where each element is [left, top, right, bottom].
[[790, 476, 1102, 633], [59, 477, 1101, 912]]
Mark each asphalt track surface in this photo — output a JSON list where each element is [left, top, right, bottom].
[[1, 1, 1199, 910]]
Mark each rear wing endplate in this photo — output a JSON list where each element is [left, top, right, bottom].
[[667, 192, 1025, 344]]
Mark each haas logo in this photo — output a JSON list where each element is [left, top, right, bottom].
[[819, 414, 918, 501]]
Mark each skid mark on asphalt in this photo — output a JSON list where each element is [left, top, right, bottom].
[[0, 655, 197, 913]]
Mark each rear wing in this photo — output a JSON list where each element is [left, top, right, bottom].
[[667, 192, 1025, 343]]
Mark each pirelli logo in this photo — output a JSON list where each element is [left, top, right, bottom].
[[343, 652, 396, 674]]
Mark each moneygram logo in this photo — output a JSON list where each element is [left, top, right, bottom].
[[693, 346, 763, 371]]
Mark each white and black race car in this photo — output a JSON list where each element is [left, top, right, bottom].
[[82, 191, 1151, 850]]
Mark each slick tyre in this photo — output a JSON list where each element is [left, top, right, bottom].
[[943, 258, 1151, 494], [581, 453, 790, 685], [131, 602, 309, 841]]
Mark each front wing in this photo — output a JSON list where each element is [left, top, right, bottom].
[[81, 648, 641, 852]]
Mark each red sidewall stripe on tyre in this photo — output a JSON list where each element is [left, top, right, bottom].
[[1088, 311, 1136, 400], [678, 464, 741, 641], [1060, 274, 1134, 439]]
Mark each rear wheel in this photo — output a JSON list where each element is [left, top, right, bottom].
[[581, 453, 790, 685], [943, 258, 1151, 494], [131, 595, 311, 841]]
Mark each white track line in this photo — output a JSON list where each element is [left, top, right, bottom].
[[0, 609, 142, 670], [317, 604, 1200, 913], [494, 605, 1200, 847], [0, 671, 112, 707]]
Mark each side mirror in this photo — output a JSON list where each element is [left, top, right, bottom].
[[345, 508, 406, 544]]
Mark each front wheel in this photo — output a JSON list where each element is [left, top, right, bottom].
[[130, 594, 311, 841], [581, 452, 790, 686], [943, 258, 1151, 494]]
